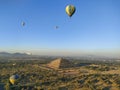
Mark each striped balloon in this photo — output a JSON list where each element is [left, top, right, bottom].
[[9, 75, 19, 85], [65, 5, 76, 17]]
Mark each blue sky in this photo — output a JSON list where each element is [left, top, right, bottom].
[[0, 0, 120, 56]]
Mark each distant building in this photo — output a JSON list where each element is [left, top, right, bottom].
[[47, 58, 75, 69]]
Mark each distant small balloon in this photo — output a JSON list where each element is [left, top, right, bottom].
[[55, 26, 59, 29], [21, 22, 25, 26]]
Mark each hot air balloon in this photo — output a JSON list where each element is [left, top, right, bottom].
[[21, 22, 25, 26], [9, 75, 19, 85], [55, 26, 59, 29], [65, 5, 76, 17]]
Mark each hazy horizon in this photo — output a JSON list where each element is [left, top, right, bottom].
[[0, 49, 120, 58]]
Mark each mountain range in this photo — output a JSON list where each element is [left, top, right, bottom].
[[0, 52, 30, 57]]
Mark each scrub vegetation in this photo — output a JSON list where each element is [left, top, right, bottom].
[[0, 57, 120, 90]]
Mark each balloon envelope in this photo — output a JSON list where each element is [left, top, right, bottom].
[[21, 22, 25, 26], [9, 75, 19, 85], [65, 5, 76, 17], [55, 26, 59, 29]]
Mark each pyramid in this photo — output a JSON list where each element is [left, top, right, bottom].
[[47, 58, 74, 69]]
